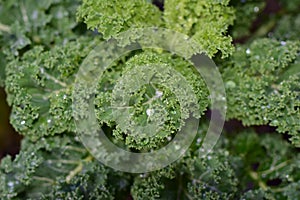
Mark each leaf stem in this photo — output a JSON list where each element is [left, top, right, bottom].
[[260, 160, 290, 176], [64, 145, 87, 153], [33, 176, 55, 183], [249, 171, 268, 190], [48, 159, 79, 164], [66, 162, 83, 183], [41, 67, 67, 87], [21, 2, 29, 24], [0, 23, 11, 33], [65, 155, 93, 183], [183, 188, 193, 200]]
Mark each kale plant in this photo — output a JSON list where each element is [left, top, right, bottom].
[[0, 0, 299, 199]]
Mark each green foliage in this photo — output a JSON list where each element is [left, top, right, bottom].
[[0, 0, 81, 50], [230, 0, 266, 39], [222, 38, 300, 146], [229, 131, 300, 200], [5, 38, 98, 140], [1, 0, 300, 199], [77, 0, 235, 58], [0, 134, 116, 199], [0, 0, 84, 87], [163, 0, 235, 58], [2, 123, 300, 199], [273, 14, 300, 41], [0, 51, 6, 87], [94, 50, 208, 151], [76, 0, 162, 39], [278, 0, 300, 12]]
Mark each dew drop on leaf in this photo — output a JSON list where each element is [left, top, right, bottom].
[[246, 48, 251, 54]]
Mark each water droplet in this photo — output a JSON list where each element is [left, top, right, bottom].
[[167, 136, 172, 141], [139, 174, 146, 178], [155, 90, 163, 98], [63, 94, 67, 100], [21, 120, 25, 125], [146, 109, 154, 117], [196, 138, 201, 144], [272, 120, 279, 125], [280, 41, 286, 46], [47, 119, 52, 123], [7, 181, 15, 192], [254, 7, 259, 12], [226, 80, 236, 88], [56, 11, 63, 18], [8, 181, 14, 187], [207, 155, 212, 160], [32, 10, 38, 19], [273, 89, 279, 95], [246, 48, 251, 54], [175, 145, 180, 150], [18, 38, 26, 46]]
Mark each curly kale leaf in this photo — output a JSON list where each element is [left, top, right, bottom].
[[164, 0, 235, 58], [1, 120, 299, 199], [223, 38, 300, 146], [130, 121, 238, 200], [77, 0, 235, 58], [228, 131, 300, 200], [0, 0, 81, 54], [76, 0, 162, 39], [0, 0, 84, 87], [94, 50, 209, 151], [5, 36, 209, 151], [5, 38, 99, 140], [0, 134, 116, 200], [131, 166, 176, 200], [130, 148, 239, 200]]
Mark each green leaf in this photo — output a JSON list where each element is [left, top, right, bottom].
[[164, 0, 235, 58], [5, 37, 99, 140], [77, 0, 162, 39], [223, 38, 300, 146]]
